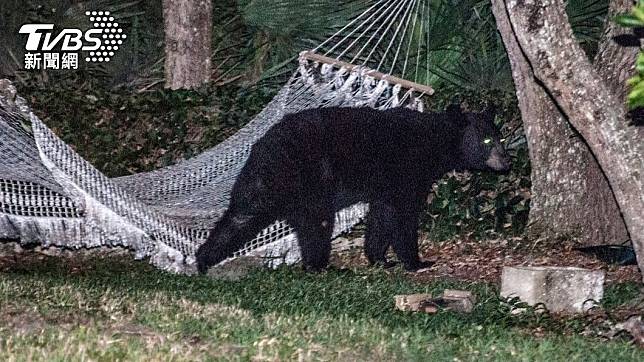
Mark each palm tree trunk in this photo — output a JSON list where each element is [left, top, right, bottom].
[[163, 0, 212, 89]]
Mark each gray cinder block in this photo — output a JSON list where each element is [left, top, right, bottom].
[[443, 289, 476, 313], [500, 266, 605, 314], [394, 293, 433, 312]]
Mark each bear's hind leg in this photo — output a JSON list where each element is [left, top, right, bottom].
[[289, 201, 335, 272], [364, 201, 397, 268]]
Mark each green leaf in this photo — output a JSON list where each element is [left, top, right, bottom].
[[628, 94, 644, 109], [613, 14, 644, 27], [629, 76, 644, 91], [627, 74, 641, 86], [636, 53, 644, 73], [628, 86, 644, 100], [634, 6, 644, 22], [627, 82, 644, 108]]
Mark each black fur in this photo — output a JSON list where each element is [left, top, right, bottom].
[[196, 106, 510, 273]]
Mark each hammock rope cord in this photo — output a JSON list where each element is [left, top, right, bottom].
[[0, 0, 436, 273]]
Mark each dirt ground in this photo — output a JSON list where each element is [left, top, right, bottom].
[[331, 236, 642, 285], [1, 237, 641, 285]]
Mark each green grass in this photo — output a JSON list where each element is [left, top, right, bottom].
[[0, 255, 642, 361]]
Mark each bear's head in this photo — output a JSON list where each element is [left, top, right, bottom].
[[449, 105, 511, 173]]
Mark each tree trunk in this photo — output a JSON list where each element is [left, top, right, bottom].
[[594, 0, 644, 139], [491, 0, 629, 246], [594, 0, 640, 102], [493, 0, 644, 281], [163, 0, 212, 90]]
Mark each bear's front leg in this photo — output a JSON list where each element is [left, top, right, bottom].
[[196, 210, 273, 274], [365, 199, 431, 271], [289, 200, 335, 272], [391, 205, 432, 272]]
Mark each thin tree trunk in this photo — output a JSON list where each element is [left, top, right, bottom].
[[594, 0, 640, 101], [493, 0, 644, 281], [491, 0, 629, 246], [163, 0, 212, 90], [594, 0, 644, 140]]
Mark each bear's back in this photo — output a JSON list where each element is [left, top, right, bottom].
[[250, 106, 460, 172], [270, 106, 449, 144]]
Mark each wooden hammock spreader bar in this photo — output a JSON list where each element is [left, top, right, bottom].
[[300, 51, 435, 95]]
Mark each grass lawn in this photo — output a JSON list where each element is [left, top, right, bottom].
[[0, 250, 642, 361]]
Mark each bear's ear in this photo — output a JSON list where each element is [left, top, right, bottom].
[[446, 104, 468, 128]]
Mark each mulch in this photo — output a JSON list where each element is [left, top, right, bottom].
[[331, 237, 642, 285], [1, 238, 641, 285]]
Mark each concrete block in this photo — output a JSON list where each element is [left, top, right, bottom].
[[443, 289, 476, 313], [500, 266, 605, 314], [394, 293, 432, 312], [395, 290, 477, 314]]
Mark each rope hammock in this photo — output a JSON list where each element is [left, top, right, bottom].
[[0, 0, 438, 273]]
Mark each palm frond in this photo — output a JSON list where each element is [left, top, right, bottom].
[[566, 0, 609, 55]]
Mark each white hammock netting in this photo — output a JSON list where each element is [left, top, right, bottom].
[[0, 0, 436, 273]]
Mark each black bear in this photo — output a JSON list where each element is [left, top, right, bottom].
[[196, 105, 510, 273]]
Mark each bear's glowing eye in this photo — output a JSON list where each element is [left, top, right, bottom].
[[500, 138, 506, 143], [483, 138, 492, 144]]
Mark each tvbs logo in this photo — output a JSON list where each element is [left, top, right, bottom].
[[19, 11, 127, 70]]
